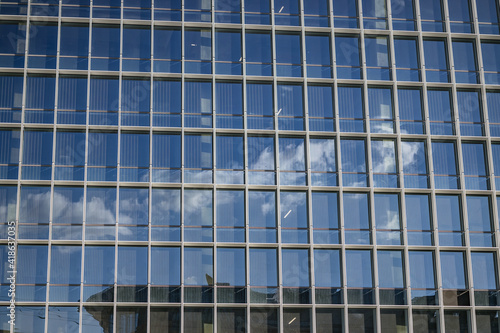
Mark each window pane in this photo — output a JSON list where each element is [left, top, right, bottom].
[[476, 0, 500, 33], [279, 137, 306, 185], [306, 35, 332, 78], [368, 87, 393, 133], [449, 0, 472, 32], [184, 30, 212, 74], [424, 40, 449, 82], [151, 247, 180, 285], [343, 192, 370, 244], [312, 192, 339, 244], [87, 131, 118, 181], [487, 92, 500, 136], [152, 80, 181, 127], [216, 136, 244, 184], [307, 85, 334, 132], [250, 249, 277, 287], [216, 190, 244, 242], [409, 251, 435, 289], [338, 86, 364, 132], [248, 136, 275, 185], [341, 139, 367, 187], [117, 246, 147, 285], [22, 130, 53, 180], [120, 132, 149, 182], [482, 42, 500, 84], [25, 75, 56, 123], [335, 36, 361, 79], [365, 37, 391, 80], [280, 191, 308, 243], [275, 34, 302, 77], [282, 249, 309, 287], [333, 0, 358, 28], [248, 191, 276, 243], [89, 77, 119, 125], [121, 78, 150, 126], [277, 84, 303, 130], [378, 251, 404, 288], [0, 75, 23, 122], [436, 195, 463, 246], [216, 82, 243, 128], [91, 25, 120, 71], [371, 140, 397, 188], [471, 252, 497, 290], [420, 0, 444, 31], [453, 41, 478, 83], [152, 133, 181, 183], [84, 246, 114, 285], [184, 247, 213, 286], [86, 187, 116, 225], [391, 0, 416, 30], [309, 138, 337, 186], [374, 194, 401, 245], [154, 28, 181, 73], [398, 88, 424, 134], [53, 186, 84, 224], [215, 31, 242, 75], [462, 142, 488, 190], [432, 141, 459, 189], [346, 250, 372, 288], [184, 189, 213, 242], [184, 134, 212, 183], [48, 307, 79, 333], [405, 194, 432, 245], [314, 249, 341, 287], [394, 38, 420, 81], [401, 141, 428, 188], [440, 252, 467, 289], [122, 26, 151, 72], [217, 248, 245, 287], [57, 76, 87, 124]]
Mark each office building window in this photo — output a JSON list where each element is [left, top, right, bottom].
[[424, 39, 449, 82], [448, 0, 473, 33], [335, 36, 362, 79], [401, 140, 428, 188], [154, 28, 181, 73], [452, 40, 479, 84], [481, 42, 500, 84], [420, 0, 444, 31], [457, 90, 483, 136], [394, 38, 420, 81], [436, 195, 464, 246], [338, 86, 365, 132], [487, 91, 500, 136], [405, 194, 433, 246], [398, 88, 424, 134], [365, 36, 391, 80], [432, 141, 459, 189], [245, 32, 272, 76], [462, 142, 489, 190], [428, 89, 454, 135], [306, 34, 332, 78], [476, 0, 500, 34], [391, 0, 416, 30]]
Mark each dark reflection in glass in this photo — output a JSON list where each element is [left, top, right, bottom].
[[151, 247, 180, 302], [117, 247, 147, 302], [378, 251, 405, 305], [314, 249, 342, 304], [381, 309, 408, 332], [150, 308, 180, 333], [250, 308, 279, 333], [184, 248, 213, 303], [82, 306, 113, 333], [217, 248, 246, 303], [116, 307, 147, 333], [184, 308, 213, 333], [48, 306, 79, 333], [476, 310, 500, 333], [185, 30, 212, 74], [0, 23, 26, 68], [333, 0, 358, 28], [444, 310, 470, 333], [14, 306, 45, 333], [348, 309, 375, 333], [409, 251, 437, 305], [471, 252, 498, 306], [83, 246, 114, 302], [316, 308, 343, 333], [215, 31, 242, 75], [122, 26, 151, 72], [91, 25, 120, 71], [28, 23, 57, 69], [283, 308, 311, 332], [0, 129, 20, 179], [413, 310, 439, 333], [346, 250, 373, 304], [50, 246, 81, 302], [59, 24, 88, 70], [250, 248, 278, 303], [217, 308, 246, 333]]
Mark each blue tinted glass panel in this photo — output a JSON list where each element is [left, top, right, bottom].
[[314, 250, 341, 287], [216, 190, 244, 227], [84, 246, 115, 285], [17, 245, 48, 284], [151, 247, 180, 285], [378, 251, 404, 288], [364, 37, 390, 80], [28, 23, 57, 68], [60, 24, 89, 69], [333, 0, 358, 28], [91, 25, 120, 71], [368, 87, 393, 133], [185, 30, 211, 74], [275, 34, 302, 77], [0, 22, 26, 68], [424, 40, 449, 82], [19, 186, 50, 223], [86, 187, 116, 225], [50, 246, 81, 285], [117, 246, 147, 285], [471, 252, 497, 290], [0, 75, 23, 122], [440, 252, 467, 289], [394, 39, 420, 81], [346, 250, 372, 288], [409, 251, 435, 289], [482, 42, 500, 84], [215, 31, 242, 75], [217, 248, 245, 286], [453, 41, 478, 83], [53, 186, 83, 224], [25, 75, 56, 111], [245, 33, 272, 76], [250, 249, 277, 287], [184, 248, 213, 286], [476, 0, 499, 33], [462, 143, 487, 175], [282, 249, 309, 287], [449, 0, 472, 32], [343, 192, 370, 232], [467, 196, 492, 232], [432, 142, 457, 175], [457, 90, 482, 136], [22, 130, 53, 180], [151, 189, 180, 226], [487, 92, 500, 136], [306, 35, 332, 78], [154, 28, 181, 72], [216, 82, 243, 115], [338, 86, 364, 132], [0, 129, 20, 179], [119, 188, 148, 226], [420, 0, 444, 31], [405, 194, 431, 230], [185, 134, 212, 169], [436, 195, 462, 232], [341, 139, 367, 187], [58, 76, 87, 124], [0, 186, 17, 223], [335, 37, 361, 79]]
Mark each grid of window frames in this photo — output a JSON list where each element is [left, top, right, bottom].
[[1, 0, 500, 332]]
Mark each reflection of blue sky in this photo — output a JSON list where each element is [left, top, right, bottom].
[[343, 193, 369, 229], [371, 140, 396, 173], [216, 190, 244, 227], [118, 188, 148, 225], [53, 187, 83, 223], [341, 140, 366, 172], [248, 137, 274, 170], [310, 139, 335, 172], [401, 141, 426, 173], [280, 192, 307, 228], [184, 248, 213, 286], [151, 189, 180, 226], [279, 138, 305, 171], [249, 191, 276, 228], [86, 188, 116, 224], [184, 190, 212, 226], [374, 194, 400, 229], [0, 186, 17, 221]]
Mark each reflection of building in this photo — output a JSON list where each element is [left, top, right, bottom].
[[2, 0, 500, 332]]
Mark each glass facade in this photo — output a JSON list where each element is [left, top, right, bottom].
[[0, 0, 500, 332]]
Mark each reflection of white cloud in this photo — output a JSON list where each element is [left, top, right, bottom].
[[118, 189, 148, 224], [184, 190, 212, 226], [53, 191, 84, 223], [309, 139, 335, 172], [20, 189, 51, 222], [184, 170, 213, 184], [280, 142, 305, 171], [401, 141, 422, 171], [370, 122, 393, 134], [372, 141, 396, 173], [250, 146, 274, 170], [377, 210, 400, 229], [86, 196, 115, 224]]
